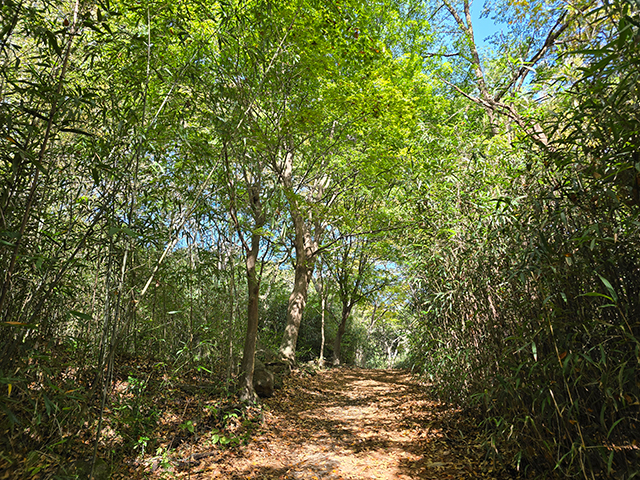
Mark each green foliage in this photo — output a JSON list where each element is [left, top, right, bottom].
[[113, 376, 160, 447], [0, 342, 88, 470], [258, 269, 291, 353], [203, 404, 256, 447], [404, 2, 640, 477], [3, 0, 637, 477]]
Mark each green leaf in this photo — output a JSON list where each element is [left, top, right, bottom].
[[45, 30, 62, 56], [607, 450, 614, 475], [122, 226, 139, 238], [579, 292, 614, 301], [181, 420, 195, 433], [70, 310, 92, 321], [29, 157, 48, 174], [597, 274, 618, 302], [607, 417, 625, 439], [91, 167, 100, 185], [60, 127, 94, 136]]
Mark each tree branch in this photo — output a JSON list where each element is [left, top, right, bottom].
[[494, 12, 570, 102], [439, 76, 550, 147]]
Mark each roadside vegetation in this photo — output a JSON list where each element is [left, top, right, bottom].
[[1, 0, 638, 478]]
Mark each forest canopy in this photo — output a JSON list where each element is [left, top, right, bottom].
[[1, 0, 638, 478]]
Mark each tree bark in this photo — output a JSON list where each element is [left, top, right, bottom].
[[275, 150, 323, 364], [332, 303, 352, 366], [319, 293, 326, 366], [279, 214, 317, 363], [225, 142, 265, 402], [238, 229, 261, 402]]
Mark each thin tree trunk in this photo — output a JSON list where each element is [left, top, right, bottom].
[[239, 230, 261, 402], [0, 0, 79, 315], [319, 294, 326, 366], [332, 303, 351, 366], [313, 263, 327, 366], [90, 237, 114, 399], [227, 247, 236, 382], [224, 142, 265, 402]]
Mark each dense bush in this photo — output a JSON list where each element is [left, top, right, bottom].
[[405, 2, 640, 476]]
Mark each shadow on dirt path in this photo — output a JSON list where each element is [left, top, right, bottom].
[[187, 367, 517, 479]]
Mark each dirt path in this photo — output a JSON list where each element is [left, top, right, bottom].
[[185, 367, 515, 479]]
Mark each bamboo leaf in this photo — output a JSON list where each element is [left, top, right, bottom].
[[597, 274, 618, 302], [70, 310, 92, 321]]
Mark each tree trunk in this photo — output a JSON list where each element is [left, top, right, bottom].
[[313, 263, 327, 366], [319, 294, 326, 366], [226, 246, 237, 382], [332, 303, 351, 366], [239, 230, 261, 402], [279, 239, 314, 363], [276, 150, 322, 364], [224, 140, 265, 402]]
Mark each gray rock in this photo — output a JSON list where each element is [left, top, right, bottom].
[[74, 457, 110, 480], [265, 361, 289, 389], [253, 359, 274, 398]]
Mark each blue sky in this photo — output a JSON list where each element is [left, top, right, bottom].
[[470, 1, 503, 49]]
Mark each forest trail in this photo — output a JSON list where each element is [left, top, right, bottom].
[[185, 368, 513, 479]]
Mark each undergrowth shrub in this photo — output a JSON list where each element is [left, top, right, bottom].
[[407, 2, 640, 477]]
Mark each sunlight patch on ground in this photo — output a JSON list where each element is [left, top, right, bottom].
[[162, 369, 514, 480]]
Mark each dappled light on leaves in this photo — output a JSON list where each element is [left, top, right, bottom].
[[1, 0, 638, 478]]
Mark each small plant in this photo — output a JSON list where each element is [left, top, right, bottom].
[[205, 428, 243, 447], [113, 376, 159, 448], [155, 447, 172, 471], [134, 436, 150, 456], [179, 420, 195, 434], [204, 405, 218, 416], [126, 376, 147, 396]]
